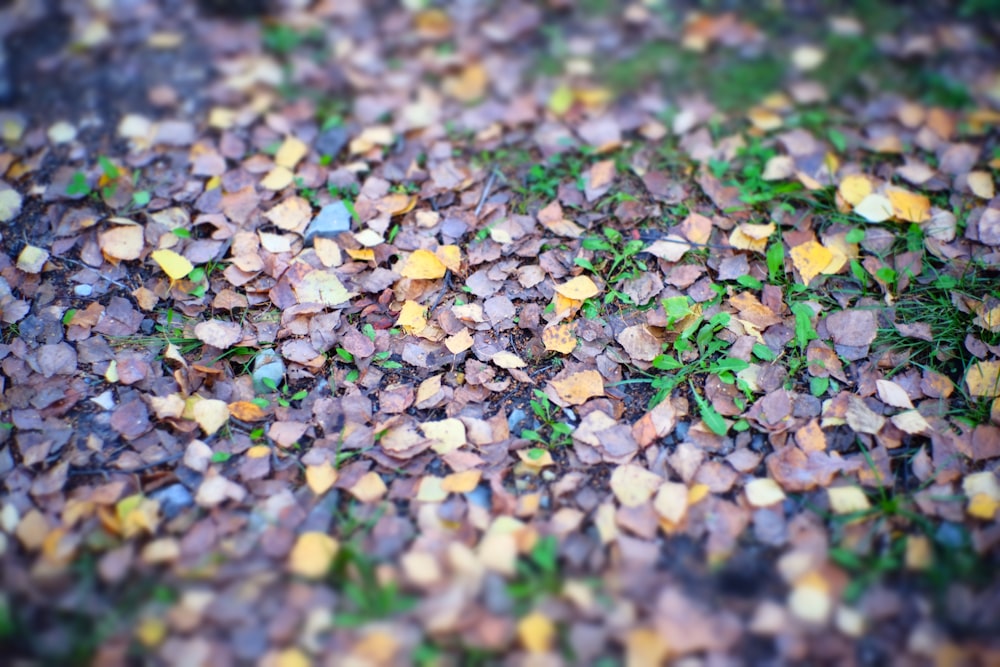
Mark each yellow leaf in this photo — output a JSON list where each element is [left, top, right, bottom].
[[967, 171, 995, 199], [246, 445, 270, 458], [260, 166, 294, 190], [551, 370, 604, 405], [548, 84, 574, 115], [441, 470, 482, 493], [287, 531, 339, 579], [838, 174, 872, 206], [306, 462, 338, 495], [420, 418, 467, 454], [396, 300, 427, 335], [274, 135, 309, 169], [400, 249, 447, 279], [134, 617, 167, 648], [349, 471, 388, 503], [729, 223, 775, 252], [886, 188, 930, 223], [745, 478, 786, 507], [517, 611, 556, 653], [554, 275, 600, 300], [273, 648, 311, 667], [827, 486, 871, 514], [443, 63, 488, 103], [653, 481, 689, 524], [965, 360, 1000, 397], [542, 322, 577, 354], [789, 241, 834, 287], [151, 248, 193, 281]]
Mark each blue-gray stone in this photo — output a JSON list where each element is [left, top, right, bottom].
[[315, 126, 349, 158], [252, 349, 285, 394], [150, 483, 194, 520], [304, 200, 352, 245]]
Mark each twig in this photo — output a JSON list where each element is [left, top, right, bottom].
[[474, 168, 499, 219]]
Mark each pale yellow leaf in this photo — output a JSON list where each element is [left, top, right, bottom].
[[288, 531, 339, 578], [191, 398, 229, 435], [745, 478, 786, 507], [827, 486, 871, 514], [610, 464, 662, 507], [542, 322, 577, 354], [554, 275, 600, 300], [396, 300, 427, 335], [99, 225, 145, 261], [965, 360, 1000, 397], [491, 351, 526, 369], [518, 611, 555, 653]]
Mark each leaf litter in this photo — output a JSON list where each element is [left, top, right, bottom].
[[0, 1, 999, 665]]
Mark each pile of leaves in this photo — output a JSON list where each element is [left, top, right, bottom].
[[1, 1, 999, 664]]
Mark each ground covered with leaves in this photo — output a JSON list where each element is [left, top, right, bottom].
[[2, 0, 1000, 664]]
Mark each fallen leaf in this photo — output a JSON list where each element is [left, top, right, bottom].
[[551, 370, 605, 405], [827, 486, 871, 514], [191, 398, 229, 435], [875, 379, 914, 409], [16, 245, 49, 274], [554, 275, 600, 300], [99, 224, 145, 261], [853, 193, 893, 222], [491, 351, 527, 369], [274, 135, 309, 169], [967, 171, 995, 199], [400, 249, 448, 279], [965, 361, 1000, 397], [542, 322, 577, 354], [349, 471, 387, 502], [194, 320, 242, 349], [151, 249, 193, 281], [305, 463, 338, 495], [287, 532, 339, 578], [886, 188, 931, 223], [790, 241, 834, 287], [745, 478, 786, 507], [838, 174, 872, 206], [610, 464, 662, 507], [397, 300, 427, 335], [517, 611, 555, 653]]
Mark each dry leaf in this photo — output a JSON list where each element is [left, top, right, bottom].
[[827, 486, 871, 514], [965, 361, 1000, 397], [517, 611, 555, 653], [151, 249, 193, 281], [745, 478, 786, 507], [790, 241, 834, 287], [99, 224, 145, 261], [491, 351, 527, 369], [542, 322, 577, 354], [194, 320, 242, 349], [551, 370, 605, 405], [610, 464, 662, 507], [554, 275, 600, 300], [288, 532, 339, 578], [305, 463, 338, 495], [400, 249, 448, 280]]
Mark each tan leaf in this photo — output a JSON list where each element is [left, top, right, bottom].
[[517, 611, 555, 653], [349, 471, 387, 502], [610, 464, 662, 507], [886, 187, 930, 223], [274, 136, 309, 169], [853, 193, 893, 222], [194, 320, 242, 349], [968, 171, 995, 199], [99, 224, 145, 261], [875, 379, 914, 409], [191, 398, 229, 435]]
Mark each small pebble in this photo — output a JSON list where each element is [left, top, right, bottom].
[[73, 284, 93, 297]]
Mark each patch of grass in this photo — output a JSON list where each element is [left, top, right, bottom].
[[877, 260, 1000, 424], [575, 228, 648, 309], [506, 535, 563, 613], [826, 440, 990, 606], [521, 389, 574, 449]]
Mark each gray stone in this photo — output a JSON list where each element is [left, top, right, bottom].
[[304, 200, 352, 245], [252, 349, 285, 393], [315, 126, 349, 158], [73, 284, 93, 297], [150, 483, 194, 520]]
